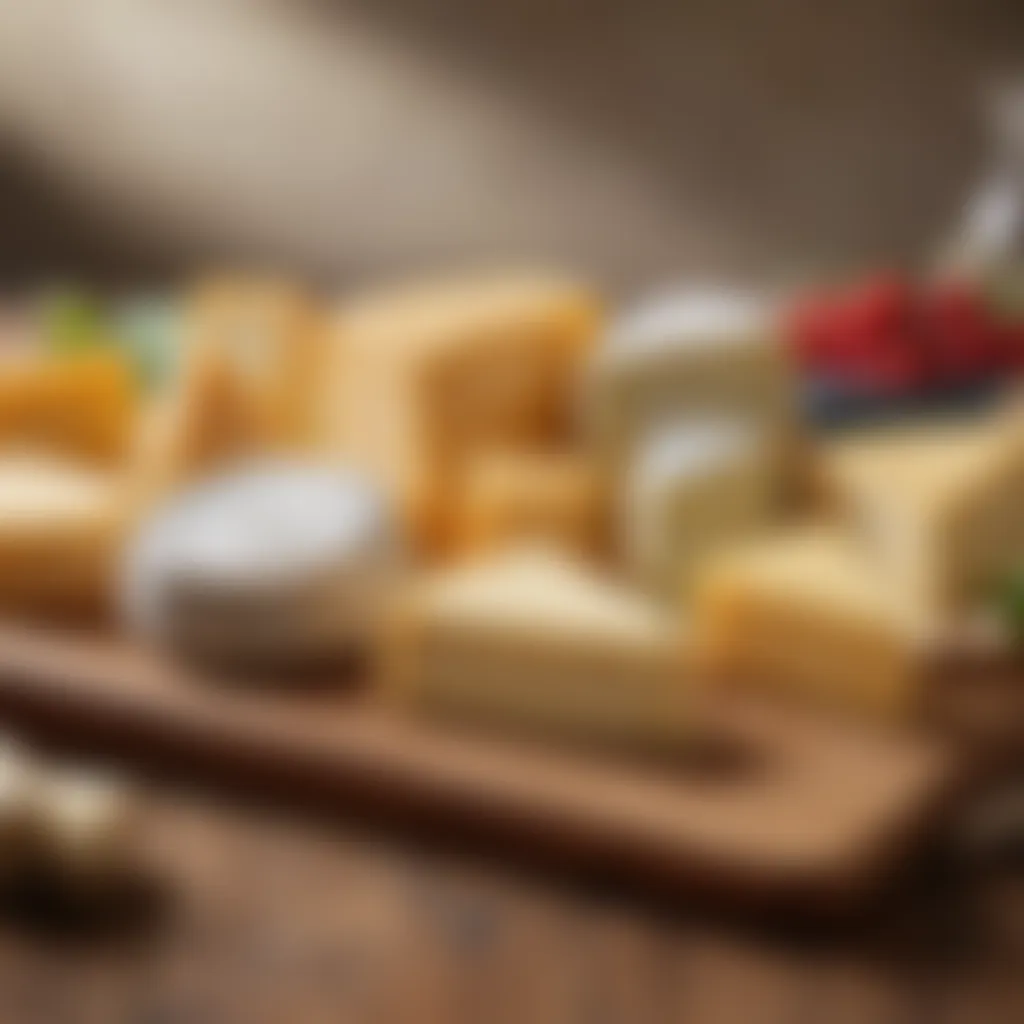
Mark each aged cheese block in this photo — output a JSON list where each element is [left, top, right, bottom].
[[323, 274, 601, 551], [621, 417, 779, 598], [453, 449, 605, 556], [123, 462, 401, 666], [694, 528, 935, 720], [0, 454, 131, 615], [0, 351, 137, 465], [815, 416, 1024, 612], [585, 289, 793, 462], [387, 547, 695, 748], [187, 276, 329, 451]]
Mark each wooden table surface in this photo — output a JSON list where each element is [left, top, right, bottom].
[[0, 772, 1022, 1024]]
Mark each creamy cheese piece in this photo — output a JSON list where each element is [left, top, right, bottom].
[[816, 416, 1024, 612], [585, 287, 792, 461], [622, 417, 779, 597], [123, 461, 401, 665], [694, 528, 936, 719], [388, 547, 694, 748], [322, 274, 601, 552]]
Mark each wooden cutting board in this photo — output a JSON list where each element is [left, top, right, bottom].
[[0, 624, 986, 919]]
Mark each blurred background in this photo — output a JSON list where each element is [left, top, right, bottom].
[[3, 0, 1024, 290]]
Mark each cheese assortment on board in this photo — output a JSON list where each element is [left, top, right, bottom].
[[4, 263, 1024, 745], [322, 274, 601, 552], [386, 547, 695, 748]]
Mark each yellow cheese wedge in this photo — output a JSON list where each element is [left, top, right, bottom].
[[816, 417, 1024, 612], [387, 547, 694, 748], [323, 274, 601, 551], [0, 454, 131, 615], [453, 449, 605, 557], [694, 528, 935, 720], [0, 351, 137, 465]]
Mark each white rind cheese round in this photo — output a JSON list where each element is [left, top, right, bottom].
[[584, 287, 790, 459], [123, 461, 402, 665]]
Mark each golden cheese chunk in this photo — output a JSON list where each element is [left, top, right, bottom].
[[453, 449, 605, 557], [816, 417, 1024, 612], [387, 547, 694, 749], [0, 454, 132, 616], [323, 274, 601, 551], [0, 351, 137, 465], [694, 528, 935, 720]]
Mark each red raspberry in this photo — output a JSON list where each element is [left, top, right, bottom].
[[850, 345, 929, 395], [922, 280, 1007, 383], [846, 273, 914, 339]]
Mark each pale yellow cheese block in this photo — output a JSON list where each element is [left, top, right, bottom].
[[131, 336, 262, 500], [694, 528, 936, 720], [133, 277, 329, 498], [386, 546, 694, 748], [186, 275, 329, 452], [452, 449, 606, 557], [0, 454, 132, 615], [322, 274, 601, 552], [815, 415, 1024, 612], [0, 351, 137, 466]]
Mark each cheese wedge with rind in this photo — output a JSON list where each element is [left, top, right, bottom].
[[388, 547, 694, 748], [694, 528, 935, 720]]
